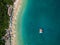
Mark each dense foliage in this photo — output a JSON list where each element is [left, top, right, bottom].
[[0, 0, 13, 45]]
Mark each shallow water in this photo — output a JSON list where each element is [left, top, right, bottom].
[[17, 0, 60, 45]]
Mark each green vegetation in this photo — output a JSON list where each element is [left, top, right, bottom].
[[0, 0, 13, 45], [4, 0, 13, 5], [0, 39, 5, 45]]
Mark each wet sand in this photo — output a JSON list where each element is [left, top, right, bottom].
[[11, 0, 22, 45]]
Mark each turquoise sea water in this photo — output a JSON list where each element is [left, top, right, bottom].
[[17, 0, 60, 45]]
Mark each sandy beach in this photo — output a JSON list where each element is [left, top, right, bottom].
[[11, 0, 22, 45]]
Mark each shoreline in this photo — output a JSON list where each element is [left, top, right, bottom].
[[11, 0, 22, 45]]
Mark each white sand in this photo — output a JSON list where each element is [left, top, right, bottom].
[[11, 0, 22, 45]]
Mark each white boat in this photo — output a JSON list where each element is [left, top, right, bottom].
[[39, 28, 43, 33]]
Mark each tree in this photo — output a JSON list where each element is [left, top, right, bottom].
[[0, 0, 13, 45]]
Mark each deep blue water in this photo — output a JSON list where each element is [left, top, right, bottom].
[[18, 0, 60, 45]]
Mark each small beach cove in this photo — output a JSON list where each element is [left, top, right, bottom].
[[11, 0, 24, 45]]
